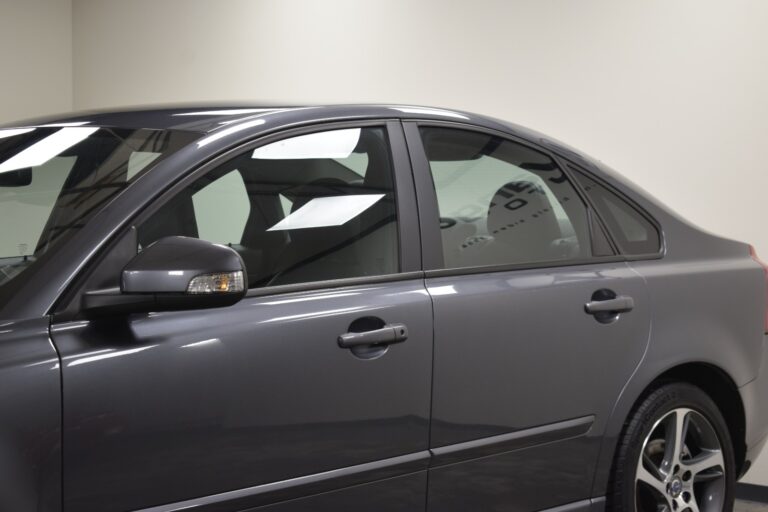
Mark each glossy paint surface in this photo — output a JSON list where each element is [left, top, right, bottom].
[[426, 263, 650, 507], [0, 318, 61, 512], [0, 104, 765, 511], [51, 280, 432, 511]]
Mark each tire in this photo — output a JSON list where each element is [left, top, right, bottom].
[[607, 382, 736, 512]]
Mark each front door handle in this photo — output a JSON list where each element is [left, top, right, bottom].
[[338, 323, 409, 349], [584, 296, 635, 314]]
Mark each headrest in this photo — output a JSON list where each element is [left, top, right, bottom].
[[285, 177, 350, 213]]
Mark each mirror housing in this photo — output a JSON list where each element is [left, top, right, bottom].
[[83, 236, 248, 315]]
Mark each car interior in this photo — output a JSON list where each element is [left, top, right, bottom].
[[137, 127, 399, 288]]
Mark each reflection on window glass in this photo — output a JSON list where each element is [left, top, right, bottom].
[[0, 156, 73, 258], [139, 127, 399, 288], [0, 126, 196, 288], [192, 170, 250, 244], [127, 152, 161, 180], [420, 127, 592, 269]]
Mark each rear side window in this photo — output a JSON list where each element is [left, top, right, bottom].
[[571, 169, 661, 255], [419, 127, 592, 269], [137, 126, 399, 288]]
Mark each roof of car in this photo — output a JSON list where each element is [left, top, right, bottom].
[[3, 103, 515, 134], [2, 103, 597, 176]]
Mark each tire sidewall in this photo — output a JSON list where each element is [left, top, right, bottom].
[[613, 383, 736, 512]]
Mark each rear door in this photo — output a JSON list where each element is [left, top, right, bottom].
[[51, 121, 432, 512], [405, 123, 652, 511]]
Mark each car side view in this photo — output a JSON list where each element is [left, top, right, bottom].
[[0, 104, 766, 512]]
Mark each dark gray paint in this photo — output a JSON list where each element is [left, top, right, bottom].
[[52, 280, 433, 511], [0, 318, 61, 511], [121, 236, 246, 293], [0, 104, 765, 511], [423, 262, 650, 506]]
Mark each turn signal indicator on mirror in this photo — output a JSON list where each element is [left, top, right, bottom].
[[187, 271, 245, 294]]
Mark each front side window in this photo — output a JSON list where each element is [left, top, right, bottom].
[[420, 127, 591, 269], [0, 126, 195, 288], [138, 126, 399, 288]]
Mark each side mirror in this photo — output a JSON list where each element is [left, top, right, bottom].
[[83, 236, 248, 315]]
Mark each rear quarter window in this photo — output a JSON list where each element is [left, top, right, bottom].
[[570, 167, 661, 255]]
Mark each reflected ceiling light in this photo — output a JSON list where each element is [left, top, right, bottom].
[[0, 127, 35, 140], [428, 285, 458, 296], [196, 119, 266, 148], [174, 109, 276, 116], [39, 121, 91, 127], [268, 194, 384, 231], [0, 127, 99, 173], [68, 345, 157, 367], [181, 338, 220, 349], [390, 106, 469, 120], [252, 128, 361, 160]]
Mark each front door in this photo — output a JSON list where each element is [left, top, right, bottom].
[[405, 124, 651, 511], [52, 122, 432, 512]]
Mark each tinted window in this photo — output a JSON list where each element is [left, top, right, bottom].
[[138, 127, 399, 288], [571, 168, 661, 255], [0, 126, 195, 289], [420, 127, 591, 269]]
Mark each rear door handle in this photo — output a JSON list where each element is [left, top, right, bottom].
[[584, 296, 635, 314], [338, 323, 409, 348]]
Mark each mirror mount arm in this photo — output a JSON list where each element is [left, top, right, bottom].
[[82, 287, 156, 316]]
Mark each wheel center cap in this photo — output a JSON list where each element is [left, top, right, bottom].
[[668, 478, 683, 498]]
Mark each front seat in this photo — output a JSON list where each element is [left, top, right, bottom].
[[268, 178, 362, 285]]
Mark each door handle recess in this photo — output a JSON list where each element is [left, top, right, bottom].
[[338, 323, 409, 349], [584, 296, 635, 315]]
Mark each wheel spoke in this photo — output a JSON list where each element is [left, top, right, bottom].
[[638, 461, 668, 496], [644, 453, 665, 481], [661, 409, 689, 475], [634, 406, 727, 512], [684, 449, 724, 480]]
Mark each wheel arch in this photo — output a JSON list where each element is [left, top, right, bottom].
[[598, 361, 747, 500], [652, 363, 746, 475]]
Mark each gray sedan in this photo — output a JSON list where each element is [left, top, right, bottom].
[[0, 105, 765, 512]]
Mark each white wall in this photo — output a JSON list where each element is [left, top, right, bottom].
[[71, 0, 768, 257], [0, 0, 72, 123], [15, 0, 768, 484]]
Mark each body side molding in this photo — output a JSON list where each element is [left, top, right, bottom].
[[133, 416, 594, 511], [430, 415, 595, 467], [134, 451, 430, 512]]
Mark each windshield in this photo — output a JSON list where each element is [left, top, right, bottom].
[[0, 125, 197, 288]]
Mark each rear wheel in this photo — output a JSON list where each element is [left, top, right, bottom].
[[608, 383, 735, 512]]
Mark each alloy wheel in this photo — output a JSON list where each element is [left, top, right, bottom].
[[635, 408, 726, 512]]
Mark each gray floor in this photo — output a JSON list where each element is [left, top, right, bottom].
[[736, 501, 768, 512]]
